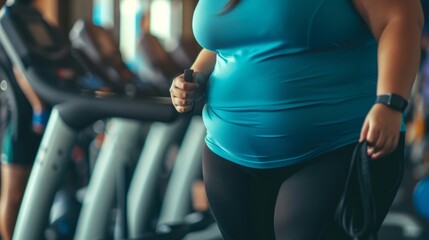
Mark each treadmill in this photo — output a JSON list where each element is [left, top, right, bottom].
[[66, 14, 219, 240], [0, 1, 178, 239], [67, 19, 191, 240], [67, 18, 220, 240], [69, 19, 164, 98]]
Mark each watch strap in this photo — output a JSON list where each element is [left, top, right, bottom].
[[375, 93, 408, 112]]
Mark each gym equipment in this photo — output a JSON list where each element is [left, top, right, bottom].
[[382, 212, 424, 239], [75, 117, 190, 240], [68, 18, 218, 239], [139, 31, 183, 82], [0, 2, 178, 240], [45, 189, 81, 240], [69, 19, 164, 97], [157, 69, 205, 226], [157, 115, 222, 240], [65, 18, 192, 240], [145, 69, 221, 239]]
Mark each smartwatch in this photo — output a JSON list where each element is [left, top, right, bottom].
[[375, 93, 408, 112]]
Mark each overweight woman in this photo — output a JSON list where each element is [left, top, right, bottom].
[[170, 0, 424, 239]]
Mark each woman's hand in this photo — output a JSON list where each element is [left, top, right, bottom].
[[359, 104, 402, 160], [169, 71, 207, 113]]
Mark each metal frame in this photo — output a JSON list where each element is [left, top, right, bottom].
[[74, 118, 145, 240], [127, 117, 189, 237], [13, 107, 78, 240], [157, 116, 206, 225]]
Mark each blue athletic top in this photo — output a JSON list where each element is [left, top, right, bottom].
[[193, 0, 405, 169]]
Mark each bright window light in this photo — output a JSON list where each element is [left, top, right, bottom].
[[150, 0, 172, 41]]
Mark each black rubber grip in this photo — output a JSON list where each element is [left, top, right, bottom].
[[184, 69, 194, 82]]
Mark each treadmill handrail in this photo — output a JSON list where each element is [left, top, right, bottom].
[[0, 4, 179, 129]]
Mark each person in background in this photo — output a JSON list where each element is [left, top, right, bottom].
[[0, 67, 47, 240]]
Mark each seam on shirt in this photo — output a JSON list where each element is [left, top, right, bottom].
[[306, 0, 328, 47]]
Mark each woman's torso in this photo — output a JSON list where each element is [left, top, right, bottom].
[[193, 0, 388, 168]]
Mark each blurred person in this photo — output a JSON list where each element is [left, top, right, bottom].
[[0, 67, 47, 240]]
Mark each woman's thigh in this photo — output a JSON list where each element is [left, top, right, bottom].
[[202, 145, 281, 240], [202, 144, 353, 240], [274, 145, 354, 240], [203, 138, 404, 240]]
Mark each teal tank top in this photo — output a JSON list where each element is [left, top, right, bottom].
[[193, 0, 404, 169]]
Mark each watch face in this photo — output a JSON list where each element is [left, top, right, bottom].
[[389, 96, 404, 108]]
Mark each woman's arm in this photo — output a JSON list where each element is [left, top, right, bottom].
[[354, 0, 424, 159], [191, 49, 217, 81], [13, 67, 47, 133], [354, 0, 423, 97], [170, 49, 217, 113]]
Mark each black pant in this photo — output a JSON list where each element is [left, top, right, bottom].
[[202, 135, 405, 240]]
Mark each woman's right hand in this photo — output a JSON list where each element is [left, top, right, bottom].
[[169, 71, 206, 113]]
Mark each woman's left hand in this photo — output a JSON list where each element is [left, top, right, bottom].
[[359, 103, 402, 160]]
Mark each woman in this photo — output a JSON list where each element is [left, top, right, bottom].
[[0, 66, 46, 240], [170, 0, 423, 239]]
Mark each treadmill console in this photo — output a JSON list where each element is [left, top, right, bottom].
[[0, 5, 119, 99]]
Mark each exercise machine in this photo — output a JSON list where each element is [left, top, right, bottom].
[[66, 19, 192, 239], [0, 2, 178, 239]]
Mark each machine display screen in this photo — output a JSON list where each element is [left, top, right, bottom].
[[27, 22, 54, 48]]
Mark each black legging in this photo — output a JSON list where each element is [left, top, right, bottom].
[[202, 134, 405, 240]]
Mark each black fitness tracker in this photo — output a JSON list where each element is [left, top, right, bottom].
[[375, 93, 408, 112]]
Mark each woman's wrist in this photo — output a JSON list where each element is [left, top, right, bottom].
[[192, 70, 208, 101], [32, 109, 51, 134], [373, 103, 403, 116], [193, 71, 208, 84], [190, 69, 208, 83], [375, 93, 408, 113]]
